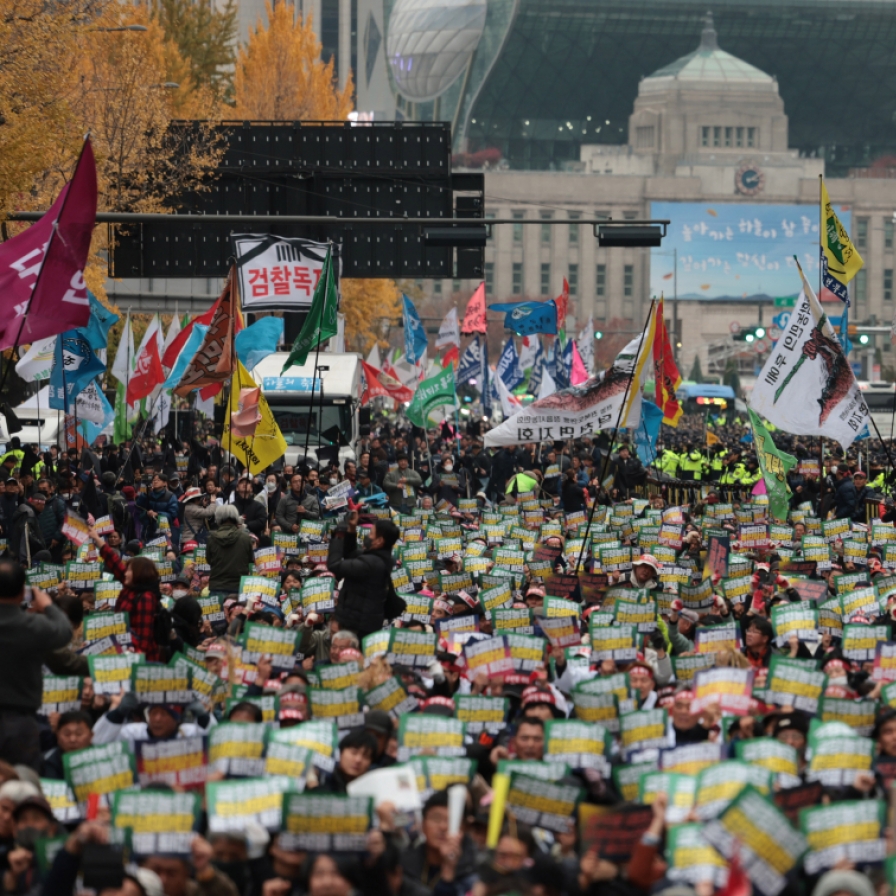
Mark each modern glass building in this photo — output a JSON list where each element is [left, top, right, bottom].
[[383, 0, 896, 174]]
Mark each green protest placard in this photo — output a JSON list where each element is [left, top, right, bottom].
[[91, 580, 122, 611], [801, 799, 886, 875], [131, 664, 192, 705], [400, 593, 434, 624], [264, 742, 312, 782], [505, 772, 583, 833], [397, 715, 466, 761], [453, 695, 507, 734], [300, 577, 336, 614], [65, 561, 103, 589], [408, 757, 474, 798], [87, 653, 144, 695], [590, 624, 638, 663], [83, 612, 130, 644], [386, 629, 437, 668], [671, 654, 716, 684], [64, 742, 135, 803], [308, 686, 364, 730], [207, 778, 295, 833], [818, 696, 876, 736], [660, 742, 722, 776], [840, 586, 880, 621], [279, 793, 373, 853], [112, 790, 199, 856], [491, 608, 534, 634], [135, 736, 207, 790], [40, 779, 80, 825], [807, 733, 873, 787], [240, 623, 298, 671], [842, 624, 889, 662], [317, 661, 361, 692], [702, 786, 806, 896], [771, 602, 820, 647], [637, 772, 696, 825], [363, 677, 418, 719], [544, 719, 612, 774], [208, 722, 267, 777], [271, 720, 338, 773], [735, 738, 800, 786], [666, 824, 729, 888], [693, 760, 772, 820], [619, 709, 669, 753], [505, 633, 544, 673], [41, 676, 82, 715], [613, 598, 657, 633], [195, 594, 224, 626], [539, 615, 581, 649], [612, 762, 657, 803]]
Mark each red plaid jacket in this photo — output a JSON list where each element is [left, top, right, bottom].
[[100, 543, 161, 662]]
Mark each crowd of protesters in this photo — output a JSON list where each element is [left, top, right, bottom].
[[0, 412, 895, 896]]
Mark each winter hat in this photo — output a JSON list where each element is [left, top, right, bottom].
[[811, 871, 875, 896]]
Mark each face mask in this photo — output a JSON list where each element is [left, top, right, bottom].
[[266, 482, 277, 492], [172, 589, 188, 599], [329, 477, 338, 486], [443, 463, 453, 473]]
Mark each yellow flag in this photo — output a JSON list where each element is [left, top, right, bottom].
[[706, 431, 720, 446], [821, 178, 864, 288], [222, 360, 287, 473]]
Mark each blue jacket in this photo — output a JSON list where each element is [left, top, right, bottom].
[[136, 487, 178, 539], [834, 476, 858, 520]]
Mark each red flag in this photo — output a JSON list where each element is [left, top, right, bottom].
[[162, 298, 220, 369], [460, 282, 487, 334], [718, 848, 749, 896], [175, 268, 239, 397], [360, 360, 413, 404], [652, 297, 683, 426], [0, 138, 97, 350], [127, 317, 164, 404], [441, 344, 459, 368], [555, 278, 570, 328], [570, 341, 588, 385], [63, 415, 88, 452]]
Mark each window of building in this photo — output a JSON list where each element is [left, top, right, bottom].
[[623, 210, 638, 220], [857, 217, 868, 251], [433, 280, 442, 295], [854, 268, 867, 305], [595, 300, 607, 318], [540, 213, 552, 245], [885, 269, 893, 301], [452, 279, 461, 294], [701, 127, 710, 147], [569, 213, 580, 246], [512, 210, 524, 243], [725, 126, 733, 147], [484, 262, 494, 295], [540, 263, 551, 296], [736, 127, 744, 147], [624, 264, 634, 297], [568, 264, 579, 297], [486, 212, 495, 242], [747, 127, 756, 147], [512, 262, 522, 295], [596, 264, 606, 297], [713, 126, 721, 147], [886, 218, 894, 251], [636, 126, 654, 149]]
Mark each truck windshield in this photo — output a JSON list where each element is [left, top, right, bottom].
[[269, 401, 351, 445]]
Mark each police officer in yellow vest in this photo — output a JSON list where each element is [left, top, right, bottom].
[[678, 446, 705, 482], [0, 437, 24, 473], [719, 450, 747, 486]]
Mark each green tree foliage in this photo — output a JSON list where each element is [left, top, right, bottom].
[[689, 354, 704, 383], [149, 0, 238, 98]]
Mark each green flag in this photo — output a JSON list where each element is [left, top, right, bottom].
[[406, 366, 456, 428], [113, 381, 133, 444], [281, 247, 338, 374], [748, 408, 796, 521]]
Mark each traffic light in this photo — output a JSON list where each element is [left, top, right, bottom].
[[733, 325, 766, 343], [859, 333, 870, 345], [595, 330, 603, 340]]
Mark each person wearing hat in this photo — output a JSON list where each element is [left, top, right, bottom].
[[623, 554, 662, 592], [181, 485, 216, 545], [92, 691, 215, 750], [1, 793, 59, 894], [355, 467, 385, 505], [771, 713, 809, 768]]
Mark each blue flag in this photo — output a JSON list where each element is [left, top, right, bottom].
[[634, 401, 664, 466], [236, 317, 284, 371], [402, 294, 428, 365], [78, 292, 119, 351], [163, 325, 209, 389], [481, 339, 492, 416], [496, 338, 524, 391], [456, 336, 482, 383], [489, 300, 558, 336], [554, 340, 571, 390], [528, 340, 544, 395], [838, 305, 853, 355], [48, 331, 106, 413]]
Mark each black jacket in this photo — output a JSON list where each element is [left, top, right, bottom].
[[328, 528, 394, 638], [834, 476, 858, 520], [233, 494, 267, 537]]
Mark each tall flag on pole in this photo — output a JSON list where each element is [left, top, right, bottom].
[[48, 331, 106, 413], [0, 137, 97, 351], [749, 260, 870, 450], [653, 297, 683, 426], [360, 361, 414, 405], [748, 409, 797, 521], [496, 377, 522, 419], [555, 278, 570, 331], [555, 341, 572, 390], [402, 294, 428, 364], [162, 297, 220, 369], [820, 177, 864, 304], [456, 337, 483, 383], [577, 319, 595, 376], [518, 335, 538, 372], [281, 247, 338, 374], [222, 361, 288, 473], [127, 315, 164, 404], [481, 340, 492, 417], [496, 338, 524, 391], [406, 366, 456, 428], [527, 340, 544, 395], [435, 307, 461, 351], [570, 342, 589, 385], [111, 313, 135, 443], [488, 300, 558, 336], [16, 337, 56, 383], [460, 282, 487, 335]]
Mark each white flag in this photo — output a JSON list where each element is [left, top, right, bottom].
[[750, 264, 869, 450], [496, 377, 521, 419], [110, 313, 134, 386], [577, 319, 595, 375], [435, 307, 461, 349], [537, 368, 557, 401], [366, 341, 381, 370], [161, 314, 182, 366], [16, 336, 56, 382], [518, 335, 539, 372]]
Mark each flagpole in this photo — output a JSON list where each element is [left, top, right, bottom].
[[576, 300, 656, 575], [225, 265, 239, 475], [303, 245, 331, 465]]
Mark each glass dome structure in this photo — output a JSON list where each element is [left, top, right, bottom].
[[386, 0, 488, 102]]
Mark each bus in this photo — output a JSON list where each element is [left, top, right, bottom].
[[859, 382, 896, 439]]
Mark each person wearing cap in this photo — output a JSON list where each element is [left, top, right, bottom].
[[181, 486, 216, 545], [355, 467, 385, 505], [623, 554, 662, 592], [207, 504, 255, 600], [364, 710, 397, 769], [771, 713, 809, 767], [849, 470, 872, 522], [2, 793, 59, 894]]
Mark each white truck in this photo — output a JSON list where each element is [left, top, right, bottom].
[[252, 352, 362, 469]]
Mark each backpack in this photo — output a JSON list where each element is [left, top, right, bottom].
[[107, 493, 129, 533]]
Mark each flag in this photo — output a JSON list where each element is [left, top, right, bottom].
[[406, 365, 456, 428], [127, 315, 164, 404], [537, 368, 556, 401], [706, 431, 720, 446], [176, 268, 240, 396], [63, 415, 88, 453], [281, 248, 338, 374], [161, 314, 182, 362], [440, 344, 459, 368], [821, 178, 863, 304], [231, 387, 262, 438], [16, 336, 56, 382], [496, 377, 522, 419], [162, 299, 220, 369], [0, 138, 97, 351], [528, 340, 544, 395], [633, 400, 664, 466], [75, 380, 114, 427], [435, 307, 461, 349], [556, 341, 572, 390], [749, 261, 870, 450], [235, 317, 284, 371], [577, 320, 595, 375], [518, 335, 538, 372], [366, 341, 381, 370], [496, 338, 524, 390], [461, 282, 487, 335], [653, 297, 683, 426], [483, 332, 657, 448], [456, 337, 483, 383], [360, 360, 414, 404], [222, 361, 287, 474], [488, 300, 558, 336], [402, 294, 428, 364], [78, 293, 119, 352], [162, 325, 209, 389], [617, 312, 658, 430], [749, 409, 797, 522], [555, 277, 570, 328], [48, 331, 106, 413], [111, 314, 135, 444], [838, 304, 853, 355], [571, 341, 589, 385], [480, 340, 492, 417]]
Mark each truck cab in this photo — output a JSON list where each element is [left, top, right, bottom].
[[252, 352, 361, 470]]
